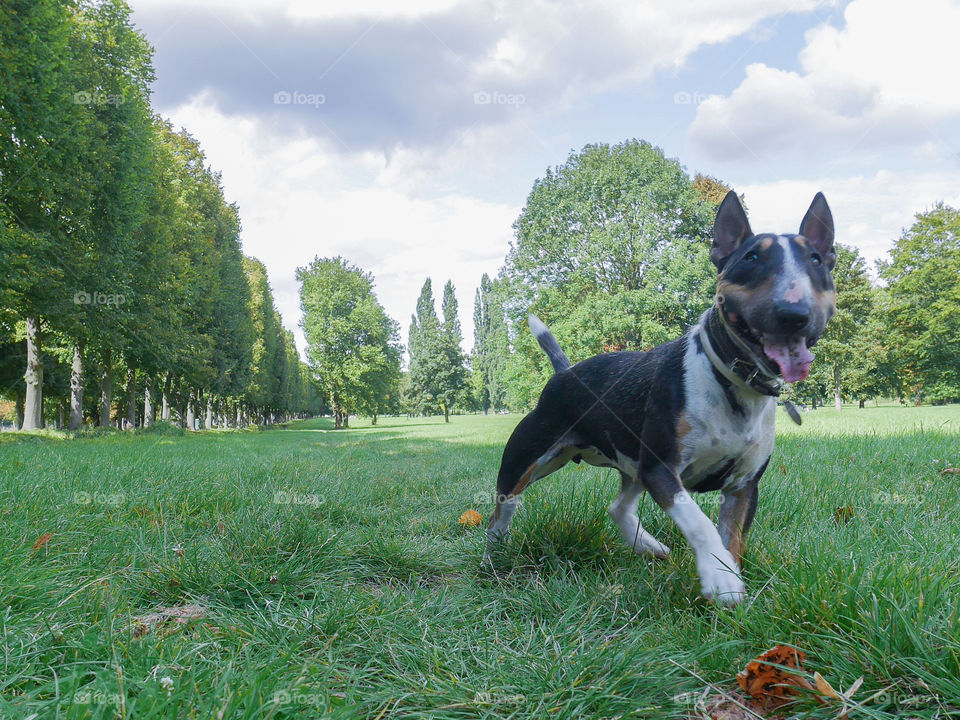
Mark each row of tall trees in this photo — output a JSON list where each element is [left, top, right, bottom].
[[467, 140, 960, 411], [406, 279, 468, 421], [0, 0, 316, 430]]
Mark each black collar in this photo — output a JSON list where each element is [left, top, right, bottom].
[[698, 305, 783, 398]]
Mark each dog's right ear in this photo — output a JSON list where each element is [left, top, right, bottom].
[[711, 190, 752, 270]]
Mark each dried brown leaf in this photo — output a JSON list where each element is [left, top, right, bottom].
[[131, 603, 206, 639], [30, 532, 52, 551]]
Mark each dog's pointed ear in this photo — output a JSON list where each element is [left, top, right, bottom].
[[799, 192, 836, 270], [711, 190, 752, 270]]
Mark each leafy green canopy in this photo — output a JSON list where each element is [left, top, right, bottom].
[[498, 139, 720, 407], [880, 203, 960, 403], [298, 257, 401, 420]]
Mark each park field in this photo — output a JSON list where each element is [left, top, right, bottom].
[[1, 405, 959, 718]]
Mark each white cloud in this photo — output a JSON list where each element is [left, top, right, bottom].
[[164, 95, 517, 359], [739, 170, 960, 270], [688, 0, 960, 162], [132, 0, 462, 21], [135, 0, 827, 152]]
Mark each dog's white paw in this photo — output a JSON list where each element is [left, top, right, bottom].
[[698, 552, 746, 606], [634, 533, 671, 559]]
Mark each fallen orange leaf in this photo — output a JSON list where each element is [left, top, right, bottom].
[[737, 645, 814, 711], [31, 532, 52, 551], [833, 506, 854, 524], [459, 509, 482, 527]]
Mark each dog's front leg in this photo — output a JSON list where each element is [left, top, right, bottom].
[[644, 465, 746, 605], [717, 479, 760, 567]]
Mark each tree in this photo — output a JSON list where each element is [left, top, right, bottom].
[[437, 281, 467, 422], [794, 245, 876, 409], [298, 257, 401, 428], [0, 0, 97, 428], [407, 279, 468, 421], [499, 139, 720, 408], [879, 203, 960, 404], [470, 273, 509, 413], [407, 279, 442, 416]]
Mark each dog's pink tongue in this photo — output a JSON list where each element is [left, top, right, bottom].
[[763, 338, 814, 383]]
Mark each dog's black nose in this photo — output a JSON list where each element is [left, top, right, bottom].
[[774, 302, 810, 332]]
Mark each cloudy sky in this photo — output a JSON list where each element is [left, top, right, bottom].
[[129, 0, 960, 357]]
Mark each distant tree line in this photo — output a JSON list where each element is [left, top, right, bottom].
[[302, 138, 960, 424], [0, 0, 319, 431], [793, 204, 960, 408], [467, 140, 960, 411]]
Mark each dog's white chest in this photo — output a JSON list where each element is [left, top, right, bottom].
[[679, 335, 775, 489]]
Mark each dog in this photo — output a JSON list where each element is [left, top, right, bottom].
[[485, 191, 836, 605]]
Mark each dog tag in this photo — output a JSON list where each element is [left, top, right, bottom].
[[784, 401, 802, 426]]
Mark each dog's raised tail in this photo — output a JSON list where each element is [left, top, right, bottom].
[[528, 314, 572, 373]]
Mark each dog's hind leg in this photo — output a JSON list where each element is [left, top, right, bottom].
[[717, 462, 765, 566], [485, 410, 570, 549], [608, 472, 670, 558]]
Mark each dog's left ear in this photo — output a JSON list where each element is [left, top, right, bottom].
[[711, 190, 752, 269], [799, 192, 836, 270]]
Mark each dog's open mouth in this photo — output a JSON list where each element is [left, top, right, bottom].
[[758, 334, 815, 383]]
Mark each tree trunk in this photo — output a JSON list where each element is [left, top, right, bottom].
[[69, 342, 85, 429], [833, 366, 842, 411], [186, 388, 196, 430], [57, 399, 66, 429], [125, 364, 137, 429], [333, 403, 342, 429], [15, 391, 24, 430], [22, 317, 43, 430], [144, 376, 154, 427], [204, 393, 213, 429], [859, 399, 865, 409], [98, 347, 113, 427], [372, 411, 378, 425], [443, 402, 450, 423], [161, 373, 171, 421]]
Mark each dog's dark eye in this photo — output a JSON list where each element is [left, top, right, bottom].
[[744, 249, 759, 263], [810, 252, 822, 266]]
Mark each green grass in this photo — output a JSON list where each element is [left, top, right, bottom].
[[1, 406, 959, 718]]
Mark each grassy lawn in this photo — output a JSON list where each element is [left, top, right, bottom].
[[1, 405, 959, 718]]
